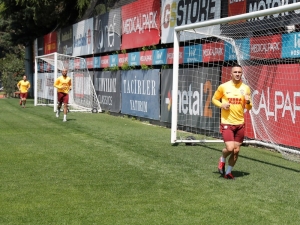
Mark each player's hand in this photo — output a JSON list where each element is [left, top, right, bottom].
[[244, 94, 250, 101], [221, 103, 230, 110]]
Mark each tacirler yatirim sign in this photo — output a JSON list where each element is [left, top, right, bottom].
[[93, 8, 121, 53], [161, 0, 221, 43]]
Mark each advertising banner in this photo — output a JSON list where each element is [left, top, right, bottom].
[[121, 69, 160, 120], [44, 32, 57, 54], [121, 0, 160, 49], [152, 49, 167, 65], [161, 68, 220, 133], [128, 52, 140, 66], [72, 72, 92, 101], [118, 53, 128, 67], [73, 18, 93, 56], [282, 32, 300, 58], [160, 69, 173, 122], [109, 55, 119, 67], [94, 71, 121, 113], [140, 50, 153, 66], [221, 0, 300, 36], [100, 55, 109, 68], [202, 42, 224, 62], [161, 0, 221, 43], [167, 47, 184, 64], [57, 26, 73, 55], [224, 38, 250, 61], [183, 44, 202, 63], [37, 73, 54, 101], [250, 34, 281, 59], [37, 37, 44, 56], [86, 57, 93, 69], [94, 56, 101, 68], [94, 8, 121, 53]]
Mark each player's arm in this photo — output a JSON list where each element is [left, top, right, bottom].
[[244, 86, 252, 110], [53, 78, 61, 89], [212, 86, 223, 108], [68, 79, 72, 91], [27, 82, 30, 92], [17, 81, 21, 90]]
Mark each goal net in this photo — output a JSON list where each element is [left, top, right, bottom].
[[34, 53, 102, 113], [171, 3, 300, 161]]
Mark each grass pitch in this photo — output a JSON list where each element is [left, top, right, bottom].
[[0, 98, 299, 224]]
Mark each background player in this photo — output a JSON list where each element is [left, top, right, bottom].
[[17, 75, 30, 108], [53, 69, 72, 122]]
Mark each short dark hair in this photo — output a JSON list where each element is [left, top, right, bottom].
[[232, 64, 242, 69]]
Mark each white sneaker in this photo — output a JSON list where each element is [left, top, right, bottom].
[[56, 110, 60, 118], [63, 119, 67, 122]]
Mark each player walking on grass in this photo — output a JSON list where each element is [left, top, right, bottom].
[[212, 64, 252, 180], [17, 75, 30, 108], [54, 69, 72, 122]]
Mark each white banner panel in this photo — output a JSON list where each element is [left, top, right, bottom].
[[73, 18, 94, 56], [161, 0, 221, 43]]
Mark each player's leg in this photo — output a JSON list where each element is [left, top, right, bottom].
[[20, 93, 25, 108], [56, 92, 63, 117], [224, 124, 245, 179], [218, 124, 235, 175], [23, 93, 28, 107], [62, 94, 69, 122]]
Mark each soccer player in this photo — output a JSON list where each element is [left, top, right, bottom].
[[17, 75, 30, 108], [53, 69, 72, 122], [212, 64, 252, 180]]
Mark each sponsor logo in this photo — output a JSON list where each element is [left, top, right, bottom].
[[74, 28, 91, 47], [162, 0, 220, 28], [251, 42, 280, 53], [122, 11, 158, 34]]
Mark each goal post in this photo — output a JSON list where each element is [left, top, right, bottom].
[[34, 52, 102, 113], [171, 3, 300, 160]]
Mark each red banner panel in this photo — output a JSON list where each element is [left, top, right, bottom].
[[44, 32, 57, 54], [74, 58, 81, 69], [100, 55, 109, 68], [167, 47, 183, 64], [121, 0, 160, 49], [202, 42, 224, 62], [140, 50, 153, 65], [118, 53, 129, 67], [250, 34, 282, 59], [228, 0, 246, 17], [86, 57, 93, 69], [222, 64, 300, 148]]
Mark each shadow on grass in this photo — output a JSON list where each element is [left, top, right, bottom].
[[213, 171, 250, 179], [204, 145, 300, 173]]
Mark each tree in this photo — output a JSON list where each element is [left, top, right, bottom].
[[0, 48, 25, 96], [0, 0, 92, 46]]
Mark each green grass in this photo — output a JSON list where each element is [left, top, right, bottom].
[[0, 98, 299, 224]]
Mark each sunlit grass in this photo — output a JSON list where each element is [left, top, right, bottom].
[[0, 98, 299, 224]]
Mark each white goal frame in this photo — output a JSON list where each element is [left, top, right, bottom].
[[171, 3, 300, 156], [34, 52, 102, 113]]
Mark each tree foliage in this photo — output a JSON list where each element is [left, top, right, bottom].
[[0, 47, 25, 96], [0, 0, 92, 46]]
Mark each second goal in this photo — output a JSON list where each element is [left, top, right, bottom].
[[34, 52, 102, 113]]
